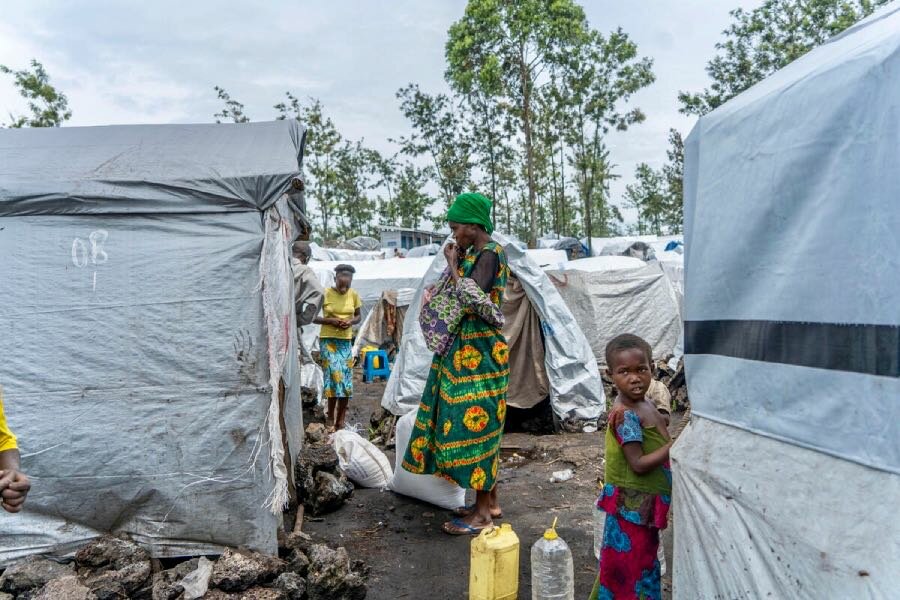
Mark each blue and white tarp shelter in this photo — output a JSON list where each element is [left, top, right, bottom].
[[0, 121, 308, 561], [673, 5, 900, 598]]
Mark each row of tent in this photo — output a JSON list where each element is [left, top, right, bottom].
[[299, 237, 684, 420]]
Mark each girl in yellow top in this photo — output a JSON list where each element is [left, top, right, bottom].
[[0, 387, 31, 513], [314, 265, 362, 432]]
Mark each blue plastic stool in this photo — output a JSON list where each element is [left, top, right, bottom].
[[363, 349, 391, 383]]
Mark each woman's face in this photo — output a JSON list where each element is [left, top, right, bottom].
[[335, 273, 352, 293], [449, 222, 478, 250]]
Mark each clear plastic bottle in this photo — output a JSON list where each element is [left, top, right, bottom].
[[531, 517, 574, 600], [592, 502, 606, 561], [658, 541, 667, 577]]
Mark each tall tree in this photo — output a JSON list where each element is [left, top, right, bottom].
[[395, 84, 472, 207], [463, 90, 515, 224], [680, 0, 889, 116], [575, 143, 622, 238], [0, 59, 71, 128], [624, 163, 666, 235], [275, 94, 343, 239], [394, 163, 433, 230], [446, 0, 592, 247], [213, 86, 250, 123], [559, 29, 654, 249], [661, 129, 684, 233], [332, 140, 377, 238]]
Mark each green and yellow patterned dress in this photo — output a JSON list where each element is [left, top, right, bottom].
[[402, 242, 510, 491]]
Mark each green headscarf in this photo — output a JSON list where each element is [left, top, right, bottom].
[[446, 192, 494, 234]]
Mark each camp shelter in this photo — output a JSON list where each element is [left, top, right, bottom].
[[522, 248, 568, 270], [674, 5, 900, 597], [382, 233, 604, 419], [0, 121, 307, 562], [548, 257, 682, 366], [352, 288, 417, 359]]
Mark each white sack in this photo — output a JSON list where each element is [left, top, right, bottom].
[[388, 411, 466, 510], [332, 430, 393, 489]]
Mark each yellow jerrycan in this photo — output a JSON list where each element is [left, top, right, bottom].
[[469, 523, 520, 600]]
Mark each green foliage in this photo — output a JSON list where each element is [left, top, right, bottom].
[[213, 86, 250, 123], [0, 59, 71, 128], [331, 140, 378, 238], [446, 0, 595, 246], [393, 163, 433, 230], [274, 94, 343, 239], [679, 0, 888, 116], [625, 163, 666, 235], [661, 129, 684, 233], [623, 129, 685, 236], [394, 84, 472, 207]]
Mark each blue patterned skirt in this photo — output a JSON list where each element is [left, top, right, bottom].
[[320, 338, 353, 399]]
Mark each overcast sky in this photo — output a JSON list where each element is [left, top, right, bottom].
[[0, 0, 761, 226]]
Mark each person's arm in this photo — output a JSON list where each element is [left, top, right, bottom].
[[468, 251, 499, 294], [614, 410, 671, 475], [0, 394, 29, 513], [295, 268, 324, 327], [621, 441, 671, 474], [444, 243, 461, 283]]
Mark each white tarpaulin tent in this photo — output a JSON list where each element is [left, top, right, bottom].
[[548, 257, 682, 366], [673, 5, 900, 598], [0, 121, 307, 562], [382, 233, 604, 419]]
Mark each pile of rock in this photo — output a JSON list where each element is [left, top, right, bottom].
[[0, 533, 367, 600], [296, 426, 354, 516], [654, 357, 688, 410], [366, 408, 395, 448]]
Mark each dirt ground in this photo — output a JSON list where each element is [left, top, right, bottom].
[[303, 372, 678, 599]]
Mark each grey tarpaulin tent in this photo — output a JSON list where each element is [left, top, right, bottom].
[[674, 5, 900, 598], [0, 121, 307, 561]]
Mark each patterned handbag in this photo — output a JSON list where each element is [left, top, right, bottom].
[[419, 271, 464, 356]]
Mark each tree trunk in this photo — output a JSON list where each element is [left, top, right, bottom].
[[519, 47, 537, 248], [558, 140, 566, 237]]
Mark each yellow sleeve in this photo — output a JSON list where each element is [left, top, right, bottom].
[[0, 389, 18, 452], [353, 290, 362, 310]]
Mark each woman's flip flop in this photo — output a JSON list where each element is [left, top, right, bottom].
[[452, 505, 503, 519], [442, 518, 492, 536]]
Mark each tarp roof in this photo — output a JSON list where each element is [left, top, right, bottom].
[[0, 121, 304, 216]]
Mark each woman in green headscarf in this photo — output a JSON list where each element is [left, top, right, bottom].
[[402, 193, 510, 535]]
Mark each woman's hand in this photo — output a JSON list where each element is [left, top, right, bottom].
[[423, 285, 436, 304], [444, 243, 459, 270], [0, 469, 30, 513]]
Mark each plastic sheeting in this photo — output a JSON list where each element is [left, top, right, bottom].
[[682, 2, 900, 473], [676, 6, 900, 598], [0, 121, 306, 563], [548, 261, 682, 366], [0, 121, 304, 217], [672, 417, 900, 598], [382, 233, 604, 419]]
